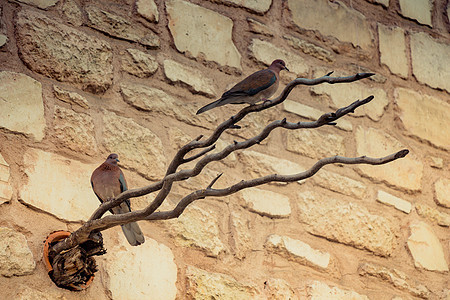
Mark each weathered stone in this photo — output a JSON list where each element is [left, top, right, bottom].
[[398, 0, 432, 26], [378, 24, 408, 78], [61, 0, 83, 26], [263, 278, 296, 300], [410, 32, 450, 92], [105, 237, 177, 300], [102, 110, 166, 180], [435, 178, 450, 208], [247, 18, 273, 36], [15, 0, 59, 9], [240, 188, 291, 218], [53, 106, 97, 155], [430, 156, 444, 169], [366, 0, 389, 7], [170, 206, 225, 257], [288, 0, 373, 50], [395, 88, 450, 150], [0, 227, 35, 277], [164, 59, 216, 97], [86, 5, 159, 48], [20, 149, 99, 221], [358, 262, 431, 298], [186, 266, 258, 299], [314, 170, 367, 199], [297, 191, 396, 256], [137, 0, 159, 22], [121, 48, 158, 78], [376, 190, 411, 214], [229, 211, 251, 259], [120, 82, 217, 127], [166, 0, 241, 69], [284, 35, 334, 62], [415, 203, 450, 227], [208, 0, 271, 13], [14, 285, 67, 300], [266, 234, 331, 270], [0, 155, 9, 182], [0, 154, 12, 204], [311, 82, 389, 121], [249, 39, 309, 77], [0, 34, 8, 47], [304, 281, 369, 299], [283, 100, 353, 131], [407, 221, 449, 272], [0, 72, 45, 141], [16, 9, 113, 94], [355, 126, 423, 192], [287, 130, 346, 160], [53, 85, 89, 109]]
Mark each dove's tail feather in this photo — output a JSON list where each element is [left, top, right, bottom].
[[196, 98, 227, 115], [121, 222, 145, 246]]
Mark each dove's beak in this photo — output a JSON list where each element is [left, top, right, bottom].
[[284, 66, 289, 72]]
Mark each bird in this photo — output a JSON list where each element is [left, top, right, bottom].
[[196, 59, 289, 115], [91, 153, 145, 246]]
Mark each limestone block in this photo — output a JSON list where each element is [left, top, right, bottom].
[[395, 88, 450, 150], [15, 0, 59, 9], [20, 149, 99, 221], [0, 34, 7, 47], [14, 285, 67, 300], [249, 39, 309, 77], [137, 0, 159, 22], [186, 266, 258, 299], [0, 154, 12, 204], [284, 35, 335, 62], [229, 211, 251, 260], [53, 106, 97, 155], [435, 178, 450, 208], [358, 262, 430, 298], [164, 59, 216, 97], [311, 82, 389, 121], [263, 278, 297, 300], [85, 5, 159, 48], [407, 221, 449, 272], [169, 206, 225, 257], [398, 0, 432, 26], [247, 18, 273, 36], [166, 0, 241, 69], [105, 238, 177, 300], [410, 32, 450, 92], [286, 129, 346, 159], [0, 227, 35, 277], [240, 188, 291, 218], [314, 170, 367, 199], [304, 281, 369, 299], [355, 126, 423, 192], [288, 0, 373, 50], [430, 156, 444, 169], [266, 234, 331, 270], [102, 110, 166, 180], [297, 191, 396, 256], [415, 203, 450, 227], [366, 0, 389, 7], [376, 190, 411, 214], [208, 0, 271, 13], [121, 48, 158, 78], [0, 72, 45, 141], [378, 24, 408, 78], [16, 9, 113, 94], [61, 0, 83, 26], [53, 85, 89, 109]]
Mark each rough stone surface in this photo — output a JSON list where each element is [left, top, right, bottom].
[[366, 0, 389, 7], [209, 0, 271, 13], [186, 266, 258, 299], [376, 190, 411, 214], [435, 178, 450, 208], [20, 149, 99, 221], [16, 9, 113, 94], [284, 35, 334, 62], [137, 0, 159, 22], [430, 156, 444, 169], [240, 188, 291, 218], [398, 0, 432, 26], [356, 126, 423, 192], [166, 0, 241, 69], [16, 0, 59, 9], [378, 24, 408, 78], [0, 34, 8, 47], [358, 262, 431, 298], [0, 154, 11, 204], [286, 129, 346, 159], [229, 211, 251, 260], [249, 39, 309, 77], [14, 285, 66, 300], [0, 71, 45, 141], [314, 170, 367, 199], [170, 206, 225, 257], [263, 278, 296, 300], [121, 48, 158, 78], [266, 234, 331, 270], [164, 59, 216, 97], [410, 32, 450, 92], [415, 203, 450, 227], [247, 18, 273, 36], [288, 0, 373, 50], [395, 88, 450, 150], [85, 5, 159, 48], [106, 237, 177, 300], [0, 227, 35, 277], [102, 110, 166, 180], [53, 85, 89, 109], [407, 221, 449, 272], [304, 281, 369, 299], [61, 0, 83, 26], [53, 106, 97, 155], [297, 191, 396, 256], [311, 82, 389, 121]]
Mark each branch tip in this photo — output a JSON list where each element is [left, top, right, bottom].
[[325, 71, 334, 76], [395, 149, 409, 159]]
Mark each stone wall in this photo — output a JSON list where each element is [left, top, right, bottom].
[[0, 0, 449, 299]]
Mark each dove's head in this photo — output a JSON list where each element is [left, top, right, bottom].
[[105, 153, 120, 165], [270, 59, 289, 72]]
